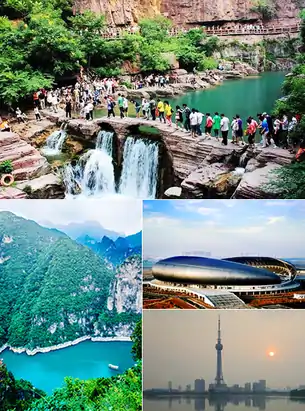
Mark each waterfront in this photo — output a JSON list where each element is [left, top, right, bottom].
[[170, 71, 286, 124], [1, 341, 134, 394], [144, 397, 305, 411]]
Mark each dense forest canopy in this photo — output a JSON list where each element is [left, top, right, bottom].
[[0, 0, 218, 104], [0, 212, 140, 348]]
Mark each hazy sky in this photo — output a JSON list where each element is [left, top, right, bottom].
[[0, 199, 142, 235], [143, 200, 305, 259], [144, 310, 305, 390]]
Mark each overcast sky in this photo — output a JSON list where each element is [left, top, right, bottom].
[[143, 200, 305, 259], [0, 199, 142, 235], [144, 310, 305, 390]]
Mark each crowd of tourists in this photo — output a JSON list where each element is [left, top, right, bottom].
[[111, 96, 301, 151]]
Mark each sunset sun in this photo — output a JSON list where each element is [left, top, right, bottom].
[[268, 351, 275, 357]]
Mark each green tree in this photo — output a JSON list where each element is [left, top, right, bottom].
[[131, 319, 142, 361], [139, 15, 172, 42]]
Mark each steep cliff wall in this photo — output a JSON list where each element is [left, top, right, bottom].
[[74, 0, 304, 26]]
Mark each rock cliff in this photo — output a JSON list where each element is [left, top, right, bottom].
[[107, 255, 142, 313], [74, 0, 304, 26]]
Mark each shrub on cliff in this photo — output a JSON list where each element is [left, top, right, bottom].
[[250, 0, 277, 20]]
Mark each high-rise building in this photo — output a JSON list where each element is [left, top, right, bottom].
[[258, 380, 266, 391], [195, 379, 206, 393], [245, 383, 251, 392], [215, 316, 225, 387], [168, 381, 172, 392]]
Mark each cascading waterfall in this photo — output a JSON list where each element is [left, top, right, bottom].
[[64, 130, 115, 196], [42, 129, 67, 155], [118, 137, 159, 199]]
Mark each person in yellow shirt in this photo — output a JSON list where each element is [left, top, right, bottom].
[[157, 99, 165, 123], [164, 101, 173, 126]]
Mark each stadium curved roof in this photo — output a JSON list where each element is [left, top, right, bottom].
[[152, 256, 282, 285]]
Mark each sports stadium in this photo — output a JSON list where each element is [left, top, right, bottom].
[[143, 256, 305, 309]]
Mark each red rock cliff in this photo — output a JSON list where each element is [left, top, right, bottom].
[[74, 0, 304, 26]]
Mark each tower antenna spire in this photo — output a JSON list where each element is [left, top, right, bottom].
[[215, 315, 224, 387]]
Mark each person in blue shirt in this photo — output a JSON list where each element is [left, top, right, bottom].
[[261, 114, 276, 148]]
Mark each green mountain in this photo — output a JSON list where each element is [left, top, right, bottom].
[[0, 212, 115, 348]]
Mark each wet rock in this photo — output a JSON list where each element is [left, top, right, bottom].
[[181, 162, 236, 198], [233, 164, 281, 199], [16, 174, 65, 199], [66, 119, 100, 140], [164, 186, 182, 198], [245, 158, 261, 172], [255, 147, 294, 166]]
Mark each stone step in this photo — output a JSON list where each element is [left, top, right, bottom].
[[12, 163, 49, 181], [0, 132, 20, 147], [12, 154, 47, 170], [0, 187, 27, 199], [0, 143, 37, 162]]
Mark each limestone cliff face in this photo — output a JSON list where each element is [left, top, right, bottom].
[[107, 255, 142, 313], [74, 0, 304, 26]]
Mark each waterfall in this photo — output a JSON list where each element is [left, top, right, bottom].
[[64, 130, 115, 197], [119, 137, 159, 199], [42, 130, 67, 155]]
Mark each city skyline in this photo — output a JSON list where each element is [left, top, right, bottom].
[[0, 199, 142, 235], [143, 310, 305, 389], [143, 200, 305, 258]]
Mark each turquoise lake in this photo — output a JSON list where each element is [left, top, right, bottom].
[[169, 71, 286, 124], [1, 340, 134, 394]]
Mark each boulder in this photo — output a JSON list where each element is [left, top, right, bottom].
[[0, 131, 51, 181], [164, 186, 182, 198], [126, 90, 150, 100], [66, 119, 100, 140], [255, 147, 294, 166], [233, 164, 281, 199], [181, 162, 236, 198], [16, 174, 65, 199]]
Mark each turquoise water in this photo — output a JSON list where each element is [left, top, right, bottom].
[[144, 397, 305, 411], [170, 71, 286, 124], [1, 341, 134, 394]]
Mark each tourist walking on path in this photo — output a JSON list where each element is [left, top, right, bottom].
[[157, 99, 166, 123], [261, 114, 276, 148], [87, 100, 94, 120], [118, 94, 124, 118], [52, 94, 59, 113], [190, 108, 198, 138], [144, 100, 151, 120], [231, 116, 238, 143], [65, 99, 72, 119], [280, 114, 289, 147], [246, 117, 257, 146], [196, 110, 203, 136], [39, 90, 46, 109], [132, 100, 141, 118], [235, 114, 243, 145], [16, 107, 26, 123], [123, 97, 129, 117], [34, 106, 41, 121], [212, 112, 221, 139], [220, 113, 230, 145], [150, 98, 156, 121], [175, 106, 183, 130], [182, 104, 191, 132], [205, 113, 213, 137], [164, 101, 173, 126], [107, 97, 115, 118]]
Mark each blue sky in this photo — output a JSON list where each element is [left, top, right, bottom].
[[143, 200, 305, 259]]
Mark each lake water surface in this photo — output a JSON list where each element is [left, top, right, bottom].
[[1, 340, 133, 394]]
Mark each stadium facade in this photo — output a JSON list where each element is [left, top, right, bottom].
[[144, 256, 302, 307]]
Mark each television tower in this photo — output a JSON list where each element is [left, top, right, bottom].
[[215, 315, 224, 386]]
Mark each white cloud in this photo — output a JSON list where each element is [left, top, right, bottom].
[[265, 201, 293, 207], [217, 226, 265, 234], [197, 207, 220, 216], [266, 216, 285, 225], [0, 199, 142, 235]]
